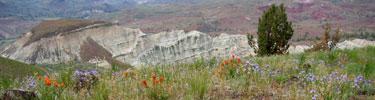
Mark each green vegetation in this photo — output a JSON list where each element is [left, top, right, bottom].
[[0, 57, 47, 80], [25, 19, 110, 46], [1, 46, 375, 99], [249, 3, 294, 56]]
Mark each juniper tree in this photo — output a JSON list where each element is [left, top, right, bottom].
[[248, 3, 294, 56]]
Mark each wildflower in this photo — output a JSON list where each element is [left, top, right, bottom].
[[131, 71, 135, 75], [113, 72, 119, 76], [224, 60, 229, 65], [221, 62, 224, 66], [38, 76, 42, 80], [221, 67, 224, 70], [60, 83, 65, 87], [171, 90, 174, 94], [231, 63, 234, 66], [247, 71, 251, 75], [232, 54, 235, 59], [152, 75, 156, 80], [28, 82, 37, 88], [244, 61, 248, 65], [353, 83, 360, 89], [236, 68, 240, 73], [142, 80, 148, 88], [209, 72, 213, 75], [125, 72, 129, 76], [230, 58, 233, 62], [237, 58, 241, 63], [185, 83, 189, 87], [312, 94, 318, 100], [310, 89, 316, 94], [44, 77, 52, 85], [155, 80, 159, 84], [218, 71, 222, 74], [337, 91, 341, 94], [265, 64, 270, 68], [53, 81, 59, 87], [159, 77, 164, 82], [225, 69, 228, 72]]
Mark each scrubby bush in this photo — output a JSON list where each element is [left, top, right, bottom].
[[308, 23, 342, 52]]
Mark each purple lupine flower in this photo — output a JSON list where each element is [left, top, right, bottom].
[[319, 60, 325, 63], [113, 72, 119, 76], [320, 76, 327, 81], [249, 63, 257, 66], [310, 89, 316, 93], [90, 71, 99, 77], [276, 69, 280, 74], [312, 94, 318, 100], [185, 83, 189, 87], [74, 70, 81, 76], [236, 68, 240, 73], [353, 83, 360, 89], [299, 71, 306, 75], [337, 91, 341, 94], [209, 72, 212, 75], [265, 64, 270, 68], [20, 81, 25, 85], [355, 76, 363, 83]]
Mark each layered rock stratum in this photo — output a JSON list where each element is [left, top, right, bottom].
[[1, 23, 374, 67], [0, 24, 253, 67]]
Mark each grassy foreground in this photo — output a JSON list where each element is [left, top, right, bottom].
[[1, 46, 375, 99]]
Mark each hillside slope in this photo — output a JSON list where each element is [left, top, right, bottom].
[[94, 0, 375, 45], [0, 56, 47, 79]]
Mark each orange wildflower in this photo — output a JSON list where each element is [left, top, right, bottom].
[[224, 60, 229, 65], [125, 72, 129, 76], [231, 63, 234, 66], [44, 77, 51, 85], [221, 62, 224, 66], [53, 81, 59, 87], [244, 61, 247, 65], [218, 71, 222, 74], [230, 58, 233, 62], [171, 90, 174, 94], [159, 77, 164, 82], [221, 67, 224, 70], [131, 71, 135, 75], [225, 69, 228, 72], [155, 80, 159, 84], [237, 58, 241, 63], [142, 80, 149, 88], [232, 54, 235, 58], [38, 76, 42, 80], [152, 75, 156, 80], [60, 83, 65, 87]]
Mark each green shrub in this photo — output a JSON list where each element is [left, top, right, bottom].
[[248, 3, 294, 56]]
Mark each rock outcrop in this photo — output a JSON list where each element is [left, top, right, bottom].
[[1, 23, 374, 67], [0, 24, 253, 67]]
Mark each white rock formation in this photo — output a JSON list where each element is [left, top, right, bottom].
[[0, 25, 254, 67], [1, 24, 374, 67]]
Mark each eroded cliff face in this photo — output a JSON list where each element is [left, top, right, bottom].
[[1, 24, 374, 67], [0, 25, 253, 67]]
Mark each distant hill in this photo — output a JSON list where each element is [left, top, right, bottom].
[[93, 0, 375, 45], [0, 56, 47, 79]]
